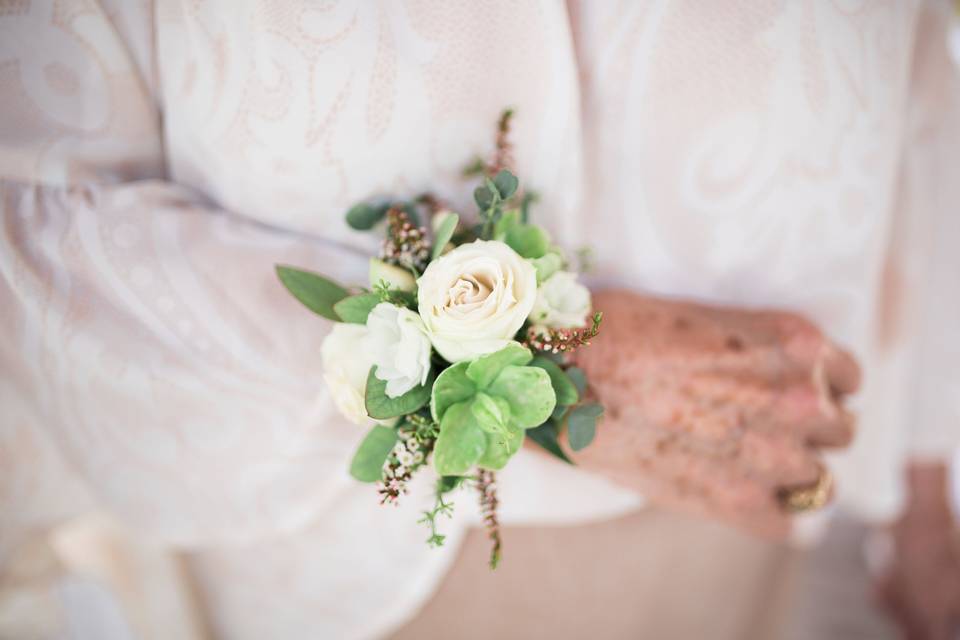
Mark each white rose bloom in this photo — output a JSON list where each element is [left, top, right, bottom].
[[321, 323, 376, 426], [530, 271, 592, 328], [365, 302, 432, 398], [417, 240, 537, 362]]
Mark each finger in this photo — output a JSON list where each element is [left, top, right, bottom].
[[748, 381, 854, 448], [645, 439, 795, 538], [805, 406, 856, 449], [737, 430, 822, 487], [774, 313, 828, 375], [823, 344, 862, 396]]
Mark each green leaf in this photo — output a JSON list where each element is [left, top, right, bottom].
[[478, 426, 524, 470], [346, 203, 388, 230], [364, 367, 433, 420], [369, 258, 416, 292], [433, 401, 487, 475], [520, 191, 539, 223], [470, 392, 512, 435], [431, 212, 459, 261], [487, 365, 556, 429], [565, 366, 588, 396], [400, 202, 421, 228], [431, 362, 476, 423], [567, 403, 604, 451], [438, 475, 465, 493], [531, 357, 579, 406], [474, 182, 497, 210], [551, 404, 568, 421], [333, 293, 381, 324], [493, 209, 520, 239], [349, 425, 398, 482], [526, 421, 573, 464], [492, 169, 519, 199], [532, 252, 563, 284], [505, 223, 549, 259], [465, 342, 532, 389], [276, 265, 349, 321]]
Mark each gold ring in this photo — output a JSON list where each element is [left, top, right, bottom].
[[777, 467, 833, 513]]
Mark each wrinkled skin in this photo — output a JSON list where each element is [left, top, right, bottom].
[[877, 462, 960, 640], [568, 290, 861, 537]]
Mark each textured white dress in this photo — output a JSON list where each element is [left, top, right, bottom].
[[1, 1, 958, 638]]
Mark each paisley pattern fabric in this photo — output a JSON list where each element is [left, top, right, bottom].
[[0, 1, 957, 638]]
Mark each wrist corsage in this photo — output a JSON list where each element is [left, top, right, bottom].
[[277, 111, 603, 567]]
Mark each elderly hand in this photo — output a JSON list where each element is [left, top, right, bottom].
[[569, 289, 861, 537]]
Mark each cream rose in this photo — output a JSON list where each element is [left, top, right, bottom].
[[530, 271, 592, 328], [321, 323, 376, 426], [365, 302, 432, 398], [417, 240, 537, 362]]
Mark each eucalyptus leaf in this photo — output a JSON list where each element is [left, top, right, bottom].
[[433, 401, 487, 475], [531, 357, 579, 406], [492, 169, 519, 199], [364, 367, 433, 420], [487, 365, 556, 429], [349, 425, 397, 482], [474, 183, 497, 210], [333, 293, 381, 324], [438, 475, 465, 493], [526, 421, 573, 464], [465, 342, 532, 389], [276, 265, 349, 321], [478, 426, 524, 470], [565, 366, 588, 396], [470, 392, 512, 435], [431, 362, 476, 423], [551, 404, 568, 421], [346, 203, 388, 230], [431, 212, 459, 261], [567, 403, 604, 451]]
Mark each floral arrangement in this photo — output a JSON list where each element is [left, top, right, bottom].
[[276, 111, 603, 568]]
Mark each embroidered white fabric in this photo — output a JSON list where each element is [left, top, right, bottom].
[[1, 1, 957, 638]]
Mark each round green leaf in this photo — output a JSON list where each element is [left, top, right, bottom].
[[474, 183, 497, 210], [487, 365, 556, 429], [531, 357, 579, 406], [567, 403, 604, 451], [364, 366, 433, 420], [349, 425, 397, 482], [433, 401, 487, 476], [478, 426, 524, 470], [431, 362, 476, 423], [504, 223, 549, 259], [492, 169, 519, 199], [525, 421, 573, 465], [465, 342, 532, 389], [493, 210, 520, 239], [470, 392, 512, 435], [565, 366, 588, 396]]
